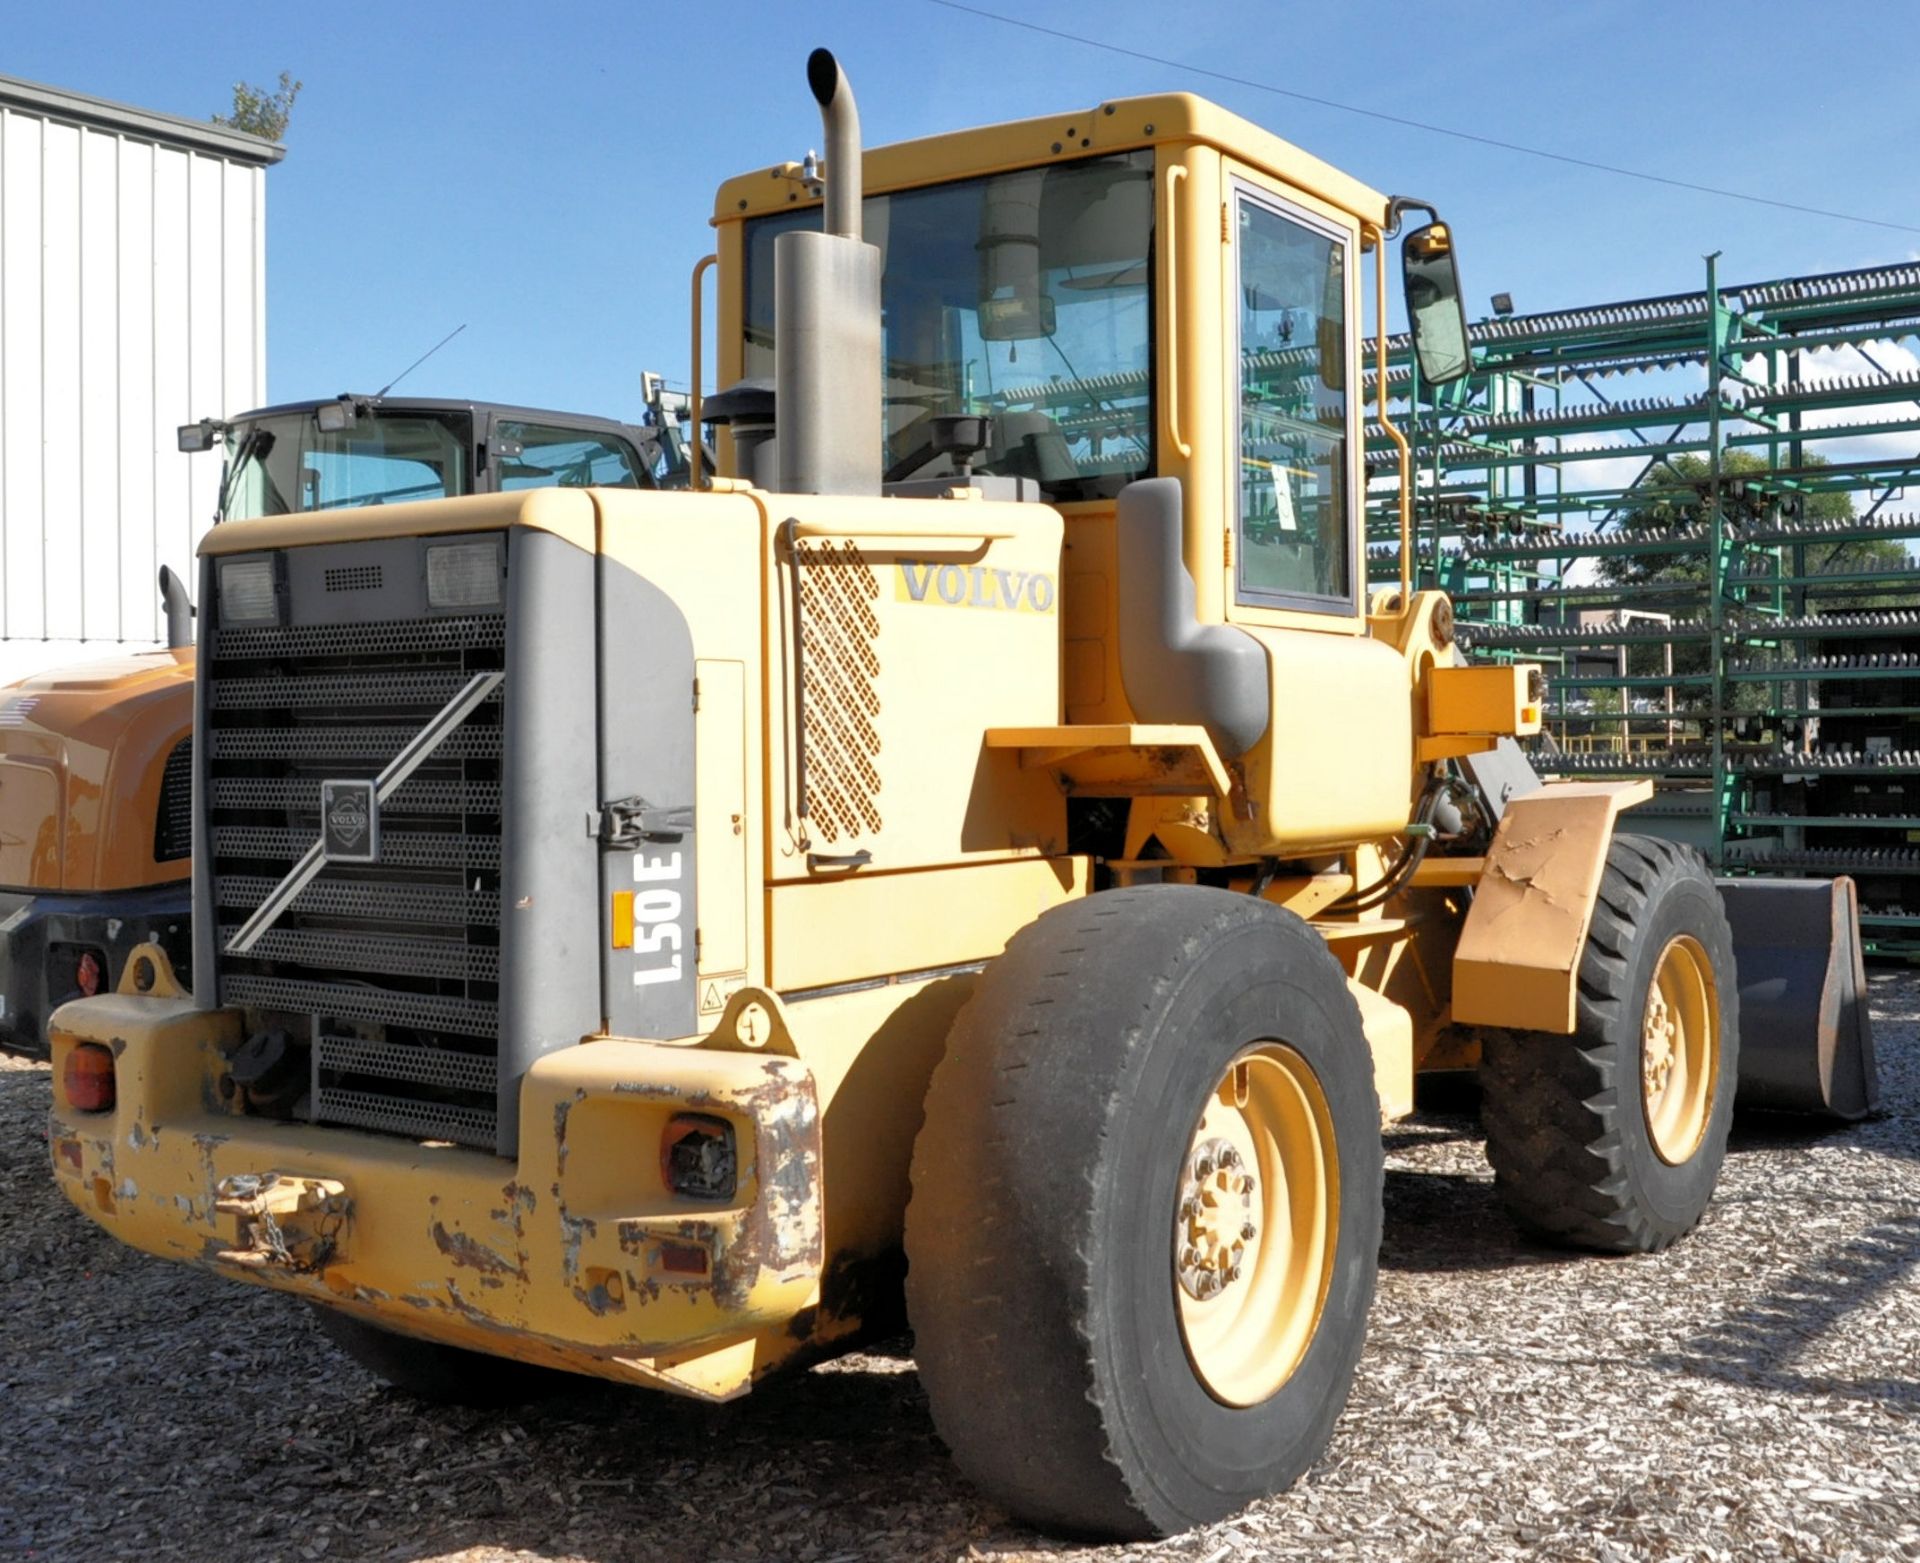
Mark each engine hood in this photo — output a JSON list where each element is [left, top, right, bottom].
[[0, 650, 194, 893]]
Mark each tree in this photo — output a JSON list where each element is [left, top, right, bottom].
[[213, 72, 302, 142], [1590, 451, 1907, 713]]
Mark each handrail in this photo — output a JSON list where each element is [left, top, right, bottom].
[[784, 520, 1014, 542], [1370, 223, 1414, 610], [1164, 166, 1192, 459], [688, 253, 717, 489]]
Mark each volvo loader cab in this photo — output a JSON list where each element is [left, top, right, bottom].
[[48, 51, 1872, 1540]]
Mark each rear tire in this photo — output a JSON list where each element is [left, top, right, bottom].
[[308, 1305, 569, 1408], [905, 887, 1382, 1539], [1480, 833, 1738, 1253]]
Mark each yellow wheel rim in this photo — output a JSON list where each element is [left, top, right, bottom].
[[1173, 1043, 1338, 1407], [1640, 934, 1719, 1165]]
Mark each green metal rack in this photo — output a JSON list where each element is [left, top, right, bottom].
[[1367, 259, 1920, 954]]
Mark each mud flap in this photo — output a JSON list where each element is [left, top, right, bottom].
[[1716, 877, 1879, 1121]]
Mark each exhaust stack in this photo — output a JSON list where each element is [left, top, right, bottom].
[[775, 49, 882, 496]]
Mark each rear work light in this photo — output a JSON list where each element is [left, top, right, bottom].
[[425, 541, 502, 610], [218, 557, 278, 623], [63, 1043, 116, 1114]]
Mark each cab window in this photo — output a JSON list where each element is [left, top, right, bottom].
[[1235, 191, 1353, 612], [494, 422, 645, 491]]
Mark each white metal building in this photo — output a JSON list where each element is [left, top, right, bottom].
[[0, 76, 281, 684]]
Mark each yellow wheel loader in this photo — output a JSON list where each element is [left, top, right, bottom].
[[49, 51, 1876, 1539], [0, 395, 686, 1058]]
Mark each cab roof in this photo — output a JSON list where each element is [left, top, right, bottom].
[[231, 395, 649, 439], [713, 91, 1391, 230]]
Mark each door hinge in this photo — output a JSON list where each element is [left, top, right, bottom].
[[594, 796, 694, 847], [1221, 202, 1230, 242]]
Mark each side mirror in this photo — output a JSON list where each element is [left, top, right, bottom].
[[177, 419, 224, 453], [1401, 222, 1472, 385]]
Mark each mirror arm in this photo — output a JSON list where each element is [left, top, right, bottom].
[[1383, 195, 1440, 241], [1369, 222, 1414, 612]]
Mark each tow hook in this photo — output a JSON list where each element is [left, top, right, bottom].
[[213, 1172, 350, 1272]]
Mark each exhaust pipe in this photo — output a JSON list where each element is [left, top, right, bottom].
[[774, 48, 882, 496], [158, 564, 194, 650], [809, 49, 862, 240]]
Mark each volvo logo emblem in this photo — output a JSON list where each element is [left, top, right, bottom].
[[320, 779, 380, 864]]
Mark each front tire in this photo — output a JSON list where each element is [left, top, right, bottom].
[[1480, 833, 1738, 1253], [905, 887, 1382, 1539]]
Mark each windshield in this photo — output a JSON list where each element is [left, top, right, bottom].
[[744, 150, 1154, 503], [223, 412, 472, 520]]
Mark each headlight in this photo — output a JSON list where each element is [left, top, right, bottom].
[[218, 557, 278, 623], [426, 542, 502, 610]]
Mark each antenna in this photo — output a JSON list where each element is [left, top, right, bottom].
[[375, 322, 468, 400]]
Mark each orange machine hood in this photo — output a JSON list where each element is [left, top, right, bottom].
[[0, 650, 195, 893]]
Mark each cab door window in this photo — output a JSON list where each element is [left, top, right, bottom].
[[493, 422, 646, 490], [1235, 191, 1353, 612]]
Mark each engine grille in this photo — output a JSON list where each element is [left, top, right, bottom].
[[154, 737, 193, 861], [206, 598, 507, 1150]]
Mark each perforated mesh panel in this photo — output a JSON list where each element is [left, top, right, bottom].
[[324, 564, 383, 593], [154, 737, 193, 861], [796, 540, 882, 844], [207, 588, 507, 1150]]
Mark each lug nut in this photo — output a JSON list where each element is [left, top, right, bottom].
[[1241, 1222, 1256, 1241]]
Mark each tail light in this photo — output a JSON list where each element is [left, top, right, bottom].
[[63, 1043, 116, 1113], [661, 1113, 737, 1201], [49, 944, 108, 1002]]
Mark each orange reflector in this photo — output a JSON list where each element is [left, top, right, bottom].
[[659, 1241, 708, 1275], [75, 950, 103, 997], [64, 1043, 116, 1113], [611, 891, 635, 949]]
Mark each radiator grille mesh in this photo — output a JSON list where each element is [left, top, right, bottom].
[[206, 588, 506, 1151], [796, 540, 882, 844], [154, 737, 194, 862]]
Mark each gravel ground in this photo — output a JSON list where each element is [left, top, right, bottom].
[[3, 976, 1916, 1563]]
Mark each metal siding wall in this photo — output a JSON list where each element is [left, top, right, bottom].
[[0, 110, 267, 682], [78, 127, 117, 641], [149, 142, 191, 658], [36, 122, 79, 642], [116, 136, 155, 642], [2, 110, 45, 643]]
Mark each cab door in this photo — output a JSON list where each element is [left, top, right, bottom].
[[1218, 167, 1365, 636]]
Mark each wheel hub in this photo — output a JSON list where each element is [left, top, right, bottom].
[[1175, 1136, 1257, 1302], [1639, 933, 1720, 1166], [1642, 984, 1676, 1099], [1172, 1043, 1338, 1408]]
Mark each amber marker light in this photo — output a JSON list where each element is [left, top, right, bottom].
[[63, 1043, 116, 1113]]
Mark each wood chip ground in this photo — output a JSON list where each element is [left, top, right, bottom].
[[3, 974, 1915, 1562]]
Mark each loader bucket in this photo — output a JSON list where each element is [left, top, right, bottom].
[[1715, 877, 1879, 1121]]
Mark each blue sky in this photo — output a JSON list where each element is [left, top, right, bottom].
[[10, 0, 1920, 427]]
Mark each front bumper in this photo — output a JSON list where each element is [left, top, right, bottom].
[[47, 997, 825, 1401], [0, 881, 190, 1057]]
